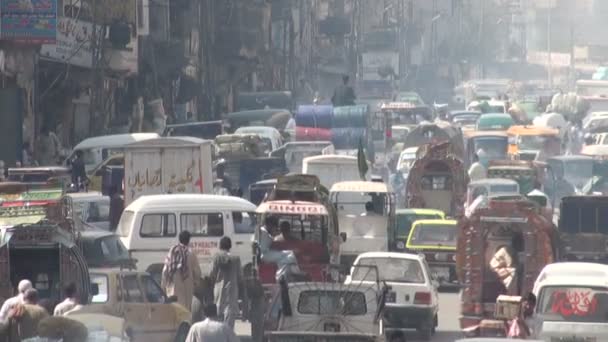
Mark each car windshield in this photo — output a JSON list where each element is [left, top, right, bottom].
[[83, 235, 130, 266], [80, 149, 98, 166], [297, 290, 367, 315], [335, 191, 388, 216], [395, 213, 442, 237], [453, 115, 479, 125], [408, 223, 457, 248], [489, 184, 519, 194], [75, 200, 110, 223], [352, 257, 425, 283], [474, 137, 508, 158], [116, 211, 135, 237], [398, 153, 417, 171], [268, 214, 329, 243], [538, 286, 608, 323], [518, 135, 547, 150]]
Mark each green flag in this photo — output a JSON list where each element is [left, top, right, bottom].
[[357, 138, 368, 180]]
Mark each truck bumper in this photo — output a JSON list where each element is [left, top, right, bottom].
[[383, 305, 435, 329]]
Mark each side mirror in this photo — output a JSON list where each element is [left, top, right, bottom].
[[90, 283, 99, 296], [340, 232, 347, 242], [165, 295, 178, 304]]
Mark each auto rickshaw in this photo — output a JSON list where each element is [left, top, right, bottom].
[[456, 198, 557, 337], [252, 174, 340, 287], [401, 121, 465, 160], [463, 131, 509, 168], [506, 125, 560, 161], [406, 142, 468, 217]]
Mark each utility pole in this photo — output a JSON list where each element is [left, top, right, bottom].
[[479, 0, 485, 78], [547, 6, 552, 88], [569, 1, 576, 89]]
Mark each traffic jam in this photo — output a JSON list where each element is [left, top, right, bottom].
[[2, 82, 608, 342]]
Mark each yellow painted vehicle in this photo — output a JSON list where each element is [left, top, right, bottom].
[[87, 153, 124, 191], [391, 208, 445, 251], [68, 269, 191, 342], [506, 125, 560, 160], [406, 219, 458, 286]]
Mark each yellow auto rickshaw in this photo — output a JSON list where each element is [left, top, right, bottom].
[[506, 125, 560, 161]]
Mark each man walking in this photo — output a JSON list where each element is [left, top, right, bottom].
[[209, 237, 246, 329], [0, 280, 32, 321], [6, 289, 49, 341], [331, 75, 356, 107], [53, 283, 79, 316], [162, 231, 202, 311], [185, 304, 239, 342]]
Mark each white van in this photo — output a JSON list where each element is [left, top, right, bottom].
[[117, 194, 257, 275], [68, 133, 160, 172], [302, 155, 368, 189], [532, 262, 608, 341]]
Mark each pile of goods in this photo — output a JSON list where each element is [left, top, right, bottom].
[[295, 104, 369, 149], [295, 105, 333, 141]]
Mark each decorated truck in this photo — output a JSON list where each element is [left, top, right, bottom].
[[456, 198, 557, 337], [0, 183, 91, 307], [406, 142, 468, 217]]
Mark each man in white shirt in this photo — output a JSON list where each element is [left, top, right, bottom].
[[54, 282, 79, 316], [468, 153, 487, 182], [258, 216, 303, 281], [185, 304, 239, 342], [0, 279, 32, 321]]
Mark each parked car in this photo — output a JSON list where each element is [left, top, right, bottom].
[[67, 269, 191, 342], [80, 229, 135, 269], [68, 192, 111, 231], [345, 252, 439, 340]]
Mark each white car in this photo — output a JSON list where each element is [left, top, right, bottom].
[[68, 192, 111, 231], [345, 252, 439, 340], [531, 262, 608, 341]]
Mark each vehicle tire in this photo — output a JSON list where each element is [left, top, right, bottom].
[[173, 323, 190, 342], [417, 320, 434, 341]]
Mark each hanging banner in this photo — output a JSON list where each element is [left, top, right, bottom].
[[1, 0, 58, 44], [40, 17, 102, 68]]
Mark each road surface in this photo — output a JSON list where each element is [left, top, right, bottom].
[[235, 291, 462, 341]]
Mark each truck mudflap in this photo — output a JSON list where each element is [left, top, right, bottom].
[[265, 331, 377, 342]]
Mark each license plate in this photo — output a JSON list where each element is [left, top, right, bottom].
[[432, 267, 449, 280]]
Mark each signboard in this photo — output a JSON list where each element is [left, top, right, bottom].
[[258, 201, 328, 215], [527, 51, 571, 67], [40, 17, 102, 68], [1, 0, 58, 44], [0, 189, 63, 203]]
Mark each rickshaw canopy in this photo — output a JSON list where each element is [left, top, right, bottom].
[[330, 181, 389, 193], [256, 200, 329, 216]]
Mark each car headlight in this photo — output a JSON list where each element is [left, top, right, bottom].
[[396, 241, 405, 249]]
